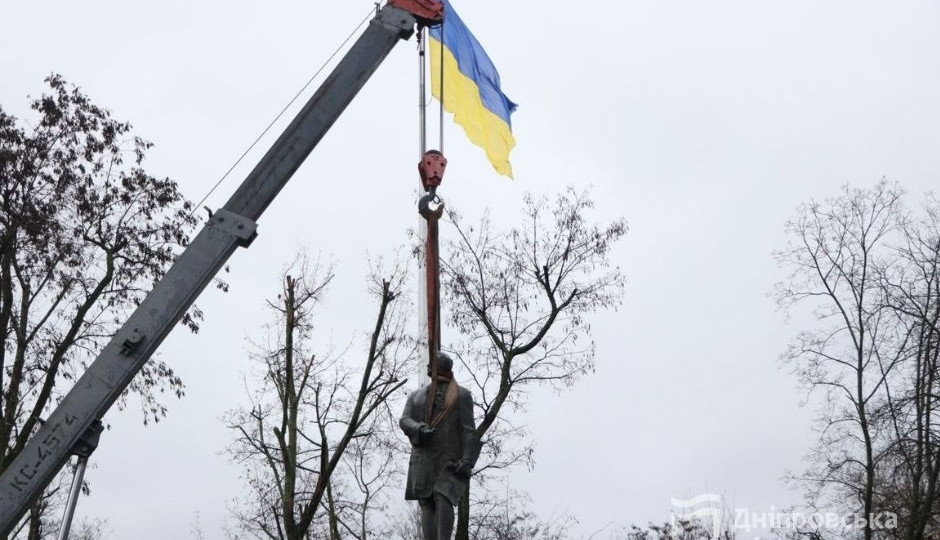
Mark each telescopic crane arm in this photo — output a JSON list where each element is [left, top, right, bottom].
[[0, 1, 443, 533]]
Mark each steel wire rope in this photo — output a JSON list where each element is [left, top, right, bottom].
[[187, 4, 378, 218], [438, 13, 444, 154]]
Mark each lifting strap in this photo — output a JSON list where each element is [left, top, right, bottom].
[[424, 202, 442, 423], [418, 151, 447, 424]]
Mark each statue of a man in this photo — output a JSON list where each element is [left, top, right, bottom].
[[400, 351, 479, 540]]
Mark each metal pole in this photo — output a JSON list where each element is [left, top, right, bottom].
[[416, 26, 430, 373], [438, 18, 444, 153], [56, 456, 88, 540]]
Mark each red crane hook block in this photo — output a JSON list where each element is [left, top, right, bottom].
[[419, 150, 447, 193]]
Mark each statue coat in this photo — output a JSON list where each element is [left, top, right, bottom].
[[400, 381, 480, 505]]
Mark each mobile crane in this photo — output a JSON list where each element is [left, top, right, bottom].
[[0, 1, 446, 534]]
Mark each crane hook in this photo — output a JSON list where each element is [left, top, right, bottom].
[[419, 191, 444, 219]]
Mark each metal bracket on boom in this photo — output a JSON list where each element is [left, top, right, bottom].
[[120, 329, 145, 356], [388, 0, 444, 26], [209, 208, 258, 248], [71, 421, 103, 459]]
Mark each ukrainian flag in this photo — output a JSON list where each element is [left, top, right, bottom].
[[429, 0, 518, 178]]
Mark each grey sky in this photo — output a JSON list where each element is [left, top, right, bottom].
[[3, 0, 940, 538]]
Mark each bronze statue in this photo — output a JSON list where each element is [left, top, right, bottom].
[[400, 352, 480, 540]]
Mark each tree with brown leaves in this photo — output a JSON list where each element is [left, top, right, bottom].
[[1, 75, 199, 538]]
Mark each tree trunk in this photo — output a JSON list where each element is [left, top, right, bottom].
[[455, 484, 470, 540], [326, 480, 342, 540], [26, 502, 43, 540]]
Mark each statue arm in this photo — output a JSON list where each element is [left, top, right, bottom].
[[400, 392, 436, 446], [399, 393, 422, 438]]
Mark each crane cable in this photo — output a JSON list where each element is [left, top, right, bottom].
[[438, 16, 444, 155], [188, 5, 377, 218], [418, 17, 446, 156], [418, 28, 427, 157]]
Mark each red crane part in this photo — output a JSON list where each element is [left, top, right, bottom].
[[388, 0, 445, 25], [419, 150, 447, 192]]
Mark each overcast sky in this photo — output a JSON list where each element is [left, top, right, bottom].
[[3, 0, 940, 538]]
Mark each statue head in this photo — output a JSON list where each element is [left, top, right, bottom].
[[427, 351, 454, 377]]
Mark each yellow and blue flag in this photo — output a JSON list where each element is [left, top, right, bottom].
[[429, 0, 518, 178]]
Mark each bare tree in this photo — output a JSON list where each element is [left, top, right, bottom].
[[190, 511, 207, 540], [466, 485, 577, 540], [775, 182, 904, 540], [875, 195, 940, 540], [328, 419, 405, 539], [388, 502, 423, 540], [387, 486, 578, 540], [440, 187, 627, 539], [226, 255, 416, 540], [775, 182, 940, 540], [1, 75, 201, 537], [618, 518, 732, 540], [69, 518, 109, 540]]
